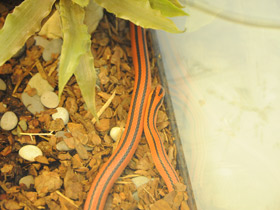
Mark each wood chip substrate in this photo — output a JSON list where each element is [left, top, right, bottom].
[[0, 3, 190, 210]]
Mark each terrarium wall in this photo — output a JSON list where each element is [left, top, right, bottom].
[[155, 0, 280, 210]]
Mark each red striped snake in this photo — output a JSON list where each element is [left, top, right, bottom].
[[84, 23, 180, 210]]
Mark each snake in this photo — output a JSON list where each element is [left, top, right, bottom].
[[144, 85, 180, 192], [84, 23, 180, 210]]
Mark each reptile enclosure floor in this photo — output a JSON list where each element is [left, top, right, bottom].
[[0, 2, 196, 210]]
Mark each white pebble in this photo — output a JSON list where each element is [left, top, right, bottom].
[[52, 107, 69, 124], [110, 127, 124, 141], [0, 111, 18, 130], [34, 36, 50, 49], [19, 145, 43, 162], [56, 141, 72, 151], [131, 176, 150, 188], [28, 73, 53, 96], [42, 39, 62, 62], [55, 131, 67, 139], [41, 91, 59, 108], [0, 78, 6, 91], [21, 92, 45, 114], [19, 175, 34, 188]]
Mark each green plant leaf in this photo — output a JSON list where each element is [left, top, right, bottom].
[[59, 0, 99, 117], [94, 0, 184, 33], [149, 0, 188, 17], [0, 0, 56, 66], [84, 0, 104, 34], [74, 52, 97, 118], [72, 0, 89, 7], [168, 0, 186, 8], [58, 0, 91, 97]]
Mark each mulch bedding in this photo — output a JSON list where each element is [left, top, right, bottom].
[[0, 2, 189, 210]]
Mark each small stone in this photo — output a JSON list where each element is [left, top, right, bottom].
[[110, 127, 124, 141], [19, 145, 43, 162], [0, 111, 18, 130], [19, 175, 34, 189], [0, 78, 6, 91], [52, 107, 69, 124], [55, 131, 68, 139], [34, 36, 50, 49], [21, 92, 45, 114], [18, 120, 28, 131], [42, 39, 62, 62], [35, 36, 63, 62], [131, 176, 150, 188], [28, 73, 53, 96], [56, 141, 73, 151], [41, 91, 59, 108]]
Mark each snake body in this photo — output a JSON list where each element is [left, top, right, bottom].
[[144, 85, 180, 192], [84, 23, 180, 210], [84, 23, 151, 210]]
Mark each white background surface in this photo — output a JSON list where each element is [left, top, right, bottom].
[[155, 1, 280, 209]]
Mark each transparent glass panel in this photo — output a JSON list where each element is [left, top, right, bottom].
[[155, 0, 280, 209]]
